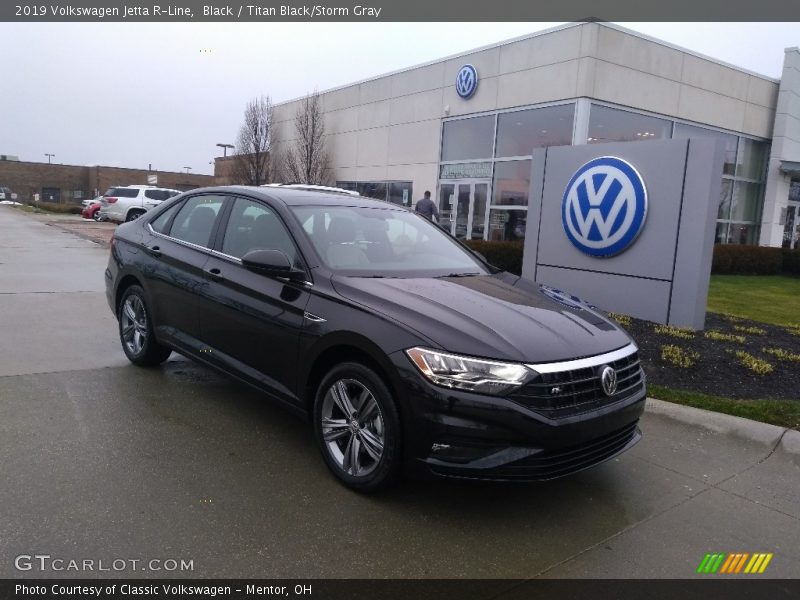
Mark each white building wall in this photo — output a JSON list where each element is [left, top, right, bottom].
[[760, 48, 800, 246], [272, 22, 780, 214]]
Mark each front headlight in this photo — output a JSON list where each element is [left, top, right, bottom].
[[405, 347, 532, 396]]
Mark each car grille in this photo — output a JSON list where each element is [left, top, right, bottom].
[[509, 348, 644, 419]]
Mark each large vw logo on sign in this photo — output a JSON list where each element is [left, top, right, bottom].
[[562, 156, 648, 257], [455, 64, 478, 99]]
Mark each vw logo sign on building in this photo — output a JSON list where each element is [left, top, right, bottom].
[[561, 156, 648, 257], [455, 64, 478, 99]]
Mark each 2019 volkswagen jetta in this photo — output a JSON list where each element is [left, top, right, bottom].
[[105, 186, 646, 491]]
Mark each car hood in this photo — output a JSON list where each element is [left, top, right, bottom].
[[331, 273, 632, 364]]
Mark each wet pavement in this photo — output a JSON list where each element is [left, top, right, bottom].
[[1, 205, 798, 579]]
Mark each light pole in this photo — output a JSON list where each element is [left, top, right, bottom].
[[216, 143, 234, 158], [184, 166, 192, 174], [44, 153, 55, 164]]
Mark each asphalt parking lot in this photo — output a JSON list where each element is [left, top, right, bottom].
[[0, 206, 798, 579]]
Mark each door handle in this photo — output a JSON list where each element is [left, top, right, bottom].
[[204, 267, 224, 282], [145, 245, 161, 257]]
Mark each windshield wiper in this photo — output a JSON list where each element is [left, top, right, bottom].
[[438, 272, 481, 278]]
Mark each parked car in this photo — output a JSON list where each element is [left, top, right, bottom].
[[0, 186, 13, 201], [105, 186, 646, 492], [99, 185, 181, 223], [81, 202, 104, 221], [82, 195, 104, 208]]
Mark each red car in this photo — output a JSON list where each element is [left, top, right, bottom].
[[81, 202, 104, 221]]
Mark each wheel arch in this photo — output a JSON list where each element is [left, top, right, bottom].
[[302, 334, 405, 422]]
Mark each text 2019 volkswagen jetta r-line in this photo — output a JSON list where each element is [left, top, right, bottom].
[[105, 186, 646, 491]]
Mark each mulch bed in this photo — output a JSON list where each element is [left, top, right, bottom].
[[621, 312, 800, 401]]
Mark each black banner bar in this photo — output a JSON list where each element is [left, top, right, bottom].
[[4, 580, 800, 600], [0, 0, 798, 22]]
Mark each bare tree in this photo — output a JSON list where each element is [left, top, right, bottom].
[[232, 95, 273, 185], [281, 91, 331, 185]]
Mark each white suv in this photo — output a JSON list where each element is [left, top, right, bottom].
[[99, 185, 181, 223]]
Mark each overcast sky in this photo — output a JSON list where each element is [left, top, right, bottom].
[[0, 22, 797, 176]]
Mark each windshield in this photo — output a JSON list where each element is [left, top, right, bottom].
[[291, 205, 489, 277]]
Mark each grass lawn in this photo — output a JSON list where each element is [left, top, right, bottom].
[[648, 385, 800, 430], [707, 275, 800, 326]]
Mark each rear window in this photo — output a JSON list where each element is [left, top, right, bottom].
[[144, 189, 173, 201], [104, 187, 139, 198]]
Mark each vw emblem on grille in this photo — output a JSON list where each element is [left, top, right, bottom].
[[562, 156, 648, 257], [455, 64, 478, 99], [600, 366, 618, 396]]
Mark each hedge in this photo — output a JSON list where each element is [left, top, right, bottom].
[[464, 240, 524, 275], [462, 240, 800, 277], [712, 245, 787, 275]]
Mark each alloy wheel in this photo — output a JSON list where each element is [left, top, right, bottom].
[[320, 379, 385, 477], [120, 294, 148, 356]]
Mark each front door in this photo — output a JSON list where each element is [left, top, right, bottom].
[[437, 180, 489, 240]]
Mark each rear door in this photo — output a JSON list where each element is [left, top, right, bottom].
[[199, 195, 311, 404], [142, 193, 228, 345]]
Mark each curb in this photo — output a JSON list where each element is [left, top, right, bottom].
[[644, 397, 798, 453]]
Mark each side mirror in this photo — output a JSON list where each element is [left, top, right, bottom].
[[241, 249, 304, 281]]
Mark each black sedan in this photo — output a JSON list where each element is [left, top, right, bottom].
[[105, 186, 646, 491]]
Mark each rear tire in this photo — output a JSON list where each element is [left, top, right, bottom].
[[313, 363, 402, 492], [118, 285, 172, 366], [125, 210, 144, 222]]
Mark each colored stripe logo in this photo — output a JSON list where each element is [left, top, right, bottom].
[[697, 552, 773, 574]]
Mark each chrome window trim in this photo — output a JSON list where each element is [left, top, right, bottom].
[[145, 224, 313, 287], [526, 343, 638, 374]]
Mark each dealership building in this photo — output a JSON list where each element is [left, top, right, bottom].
[[271, 22, 800, 248]]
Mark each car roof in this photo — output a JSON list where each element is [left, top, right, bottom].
[[190, 185, 408, 210]]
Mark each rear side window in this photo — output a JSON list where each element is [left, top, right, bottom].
[[106, 187, 139, 198], [169, 195, 225, 248], [150, 201, 184, 234]]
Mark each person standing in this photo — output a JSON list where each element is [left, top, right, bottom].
[[414, 190, 439, 222]]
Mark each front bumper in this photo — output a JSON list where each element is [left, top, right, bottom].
[[389, 350, 646, 482]]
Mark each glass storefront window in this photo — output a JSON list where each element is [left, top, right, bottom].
[[488, 209, 527, 241], [356, 182, 387, 201], [730, 181, 762, 223], [726, 223, 758, 245], [588, 105, 672, 144], [388, 182, 413, 206], [715, 222, 730, 245], [492, 160, 531, 207], [736, 138, 769, 180], [337, 181, 413, 205], [674, 122, 738, 176], [441, 115, 495, 161], [495, 104, 575, 158], [790, 178, 800, 202], [718, 179, 733, 220]]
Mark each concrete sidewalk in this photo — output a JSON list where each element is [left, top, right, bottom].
[[1, 206, 798, 579]]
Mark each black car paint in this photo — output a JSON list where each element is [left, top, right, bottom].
[[106, 186, 645, 481]]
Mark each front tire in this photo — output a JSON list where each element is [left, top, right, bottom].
[[313, 363, 401, 492], [118, 285, 171, 366]]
